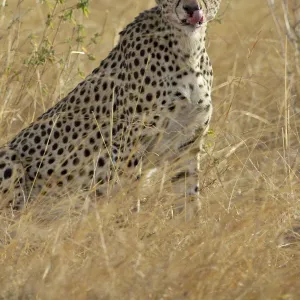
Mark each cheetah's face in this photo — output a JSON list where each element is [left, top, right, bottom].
[[156, 0, 221, 30]]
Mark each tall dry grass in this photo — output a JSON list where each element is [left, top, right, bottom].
[[0, 0, 300, 299]]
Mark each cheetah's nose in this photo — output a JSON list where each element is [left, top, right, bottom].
[[183, 4, 204, 25], [183, 4, 200, 15]]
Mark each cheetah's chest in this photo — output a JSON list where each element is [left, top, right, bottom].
[[177, 71, 212, 113], [160, 72, 212, 151]]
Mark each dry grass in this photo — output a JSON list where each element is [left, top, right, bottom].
[[1, 0, 300, 299]]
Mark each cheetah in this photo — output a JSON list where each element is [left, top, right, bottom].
[[0, 0, 221, 209]]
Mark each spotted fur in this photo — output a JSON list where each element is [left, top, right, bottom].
[[0, 0, 221, 209]]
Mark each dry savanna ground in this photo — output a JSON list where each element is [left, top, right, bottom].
[[0, 0, 300, 299]]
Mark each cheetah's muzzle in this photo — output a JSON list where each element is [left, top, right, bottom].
[[178, 0, 204, 28], [183, 6, 204, 26]]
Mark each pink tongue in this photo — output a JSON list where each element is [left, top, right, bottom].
[[188, 9, 204, 25]]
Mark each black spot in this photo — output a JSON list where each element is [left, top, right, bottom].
[[54, 131, 60, 139], [73, 158, 80, 166], [98, 158, 105, 167], [47, 169, 54, 176], [70, 95, 76, 103], [29, 148, 36, 155], [145, 76, 151, 85], [205, 104, 211, 112], [48, 158, 55, 164], [22, 144, 29, 152], [84, 149, 91, 157], [4, 168, 12, 179], [57, 148, 64, 155], [146, 93, 153, 102], [169, 104, 176, 112], [61, 169, 68, 176]]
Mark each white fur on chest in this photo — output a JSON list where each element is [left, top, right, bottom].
[[175, 72, 212, 128], [179, 72, 211, 105], [160, 73, 213, 151]]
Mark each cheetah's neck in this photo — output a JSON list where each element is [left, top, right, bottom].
[[171, 25, 207, 70]]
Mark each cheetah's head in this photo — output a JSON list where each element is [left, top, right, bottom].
[[156, 0, 221, 30]]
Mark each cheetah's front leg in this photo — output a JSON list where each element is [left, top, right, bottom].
[[169, 127, 211, 211], [171, 153, 201, 197], [0, 147, 27, 210]]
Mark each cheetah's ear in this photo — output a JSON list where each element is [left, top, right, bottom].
[[155, 0, 162, 4]]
